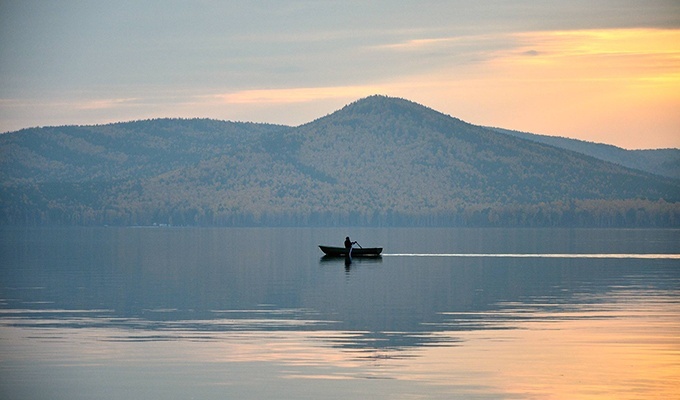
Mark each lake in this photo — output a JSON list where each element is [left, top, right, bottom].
[[1, 227, 679, 399]]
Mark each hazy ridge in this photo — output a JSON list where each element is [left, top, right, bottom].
[[491, 127, 680, 180]]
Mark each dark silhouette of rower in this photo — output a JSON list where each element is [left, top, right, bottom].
[[344, 236, 356, 251]]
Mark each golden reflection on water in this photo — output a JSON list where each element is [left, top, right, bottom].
[[2, 295, 678, 399]]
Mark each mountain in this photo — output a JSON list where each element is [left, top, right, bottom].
[[1, 95, 679, 227], [491, 127, 680, 180], [0, 118, 288, 184]]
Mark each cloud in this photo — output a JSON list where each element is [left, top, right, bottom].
[[213, 85, 389, 104], [510, 28, 680, 58], [493, 29, 680, 87], [375, 37, 467, 51], [362, 28, 680, 148], [77, 98, 140, 110]]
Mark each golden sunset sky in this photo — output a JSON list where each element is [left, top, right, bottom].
[[1, 1, 678, 149]]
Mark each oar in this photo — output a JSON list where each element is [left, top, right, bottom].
[[354, 241, 363, 249]]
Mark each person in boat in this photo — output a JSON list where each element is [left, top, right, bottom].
[[344, 236, 356, 251]]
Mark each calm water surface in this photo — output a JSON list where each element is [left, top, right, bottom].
[[1, 227, 679, 399]]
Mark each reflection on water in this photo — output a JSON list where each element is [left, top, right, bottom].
[[385, 253, 680, 258], [1, 227, 679, 399]]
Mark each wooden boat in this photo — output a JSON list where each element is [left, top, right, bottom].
[[318, 245, 383, 257]]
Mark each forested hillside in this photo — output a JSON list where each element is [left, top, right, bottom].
[[1, 96, 679, 227]]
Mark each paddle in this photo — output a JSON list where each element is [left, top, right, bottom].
[[354, 241, 363, 249]]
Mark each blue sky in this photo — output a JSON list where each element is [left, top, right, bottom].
[[1, 1, 678, 148]]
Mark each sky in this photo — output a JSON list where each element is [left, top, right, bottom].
[[1, 1, 678, 149]]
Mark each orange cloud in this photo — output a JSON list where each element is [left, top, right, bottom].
[[501, 29, 680, 81], [387, 28, 680, 148], [77, 97, 140, 110]]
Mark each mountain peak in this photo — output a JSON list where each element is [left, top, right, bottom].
[[305, 95, 465, 131], [341, 94, 445, 116]]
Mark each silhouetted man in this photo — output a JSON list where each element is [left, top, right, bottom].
[[344, 236, 356, 260]]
